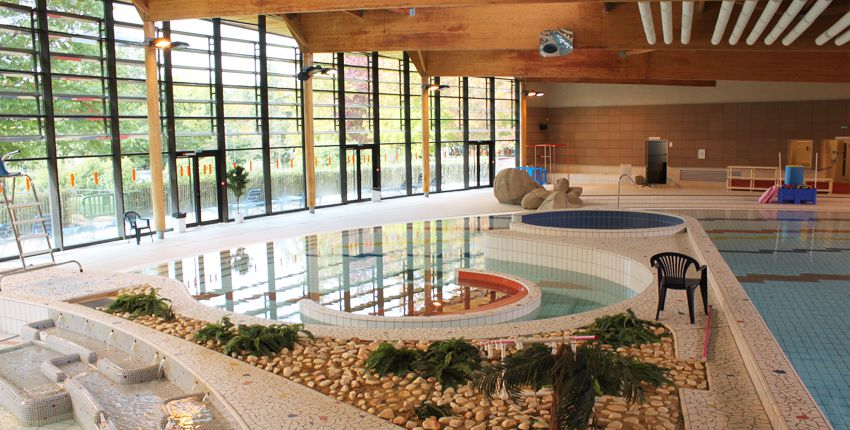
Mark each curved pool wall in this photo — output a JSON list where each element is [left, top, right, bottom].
[[484, 230, 654, 296], [299, 270, 542, 329], [513, 210, 686, 238]]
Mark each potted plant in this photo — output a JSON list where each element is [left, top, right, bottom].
[[226, 165, 249, 223]]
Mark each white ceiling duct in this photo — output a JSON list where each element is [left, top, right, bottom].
[[728, 0, 759, 45], [681, 1, 695, 44], [638, 1, 657, 45], [711, 0, 736, 45], [836, 27, 850, 46], [746, 0, 783, 45], [816, 10, 850, 45], [764, 0, 808, 45], [660, 1, 673, 44], [783, 0, 833, 45]]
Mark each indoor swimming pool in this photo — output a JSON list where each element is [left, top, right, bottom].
[[139, 215, 635, 325], [691, 209, 850, 430]]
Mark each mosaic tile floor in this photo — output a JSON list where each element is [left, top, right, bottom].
[[690, 209, 850, 430]]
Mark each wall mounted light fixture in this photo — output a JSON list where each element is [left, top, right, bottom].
[[147, 37, 189, 50], [297, 65, 338, 81], [524, 90, 545, 97], [422, 82, 450, 92]]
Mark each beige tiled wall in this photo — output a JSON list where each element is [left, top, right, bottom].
[[528, 99, 850, 169]]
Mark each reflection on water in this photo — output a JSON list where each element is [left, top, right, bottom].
[[140, 215, 635, 323]]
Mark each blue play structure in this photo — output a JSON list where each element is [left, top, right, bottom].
[[517, 166, 548, 185]]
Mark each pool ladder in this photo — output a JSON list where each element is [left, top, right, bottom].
[[0, 150, 82, 288], [617, 174, 636, 209]]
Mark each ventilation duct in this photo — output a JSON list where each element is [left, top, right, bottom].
[[539, 29, 574, 57], [711, 0, 736, 45], [660, 1, 673, 44], [638, 1, 657, 45], [746, 0, 783, 45], [817, 10, 850, 45], [681, 1, 695, 44], [728, 0, 758, 45], [764, 0, 808, 45], [782, 0, 833, 45], [836, 27, 850, 46]]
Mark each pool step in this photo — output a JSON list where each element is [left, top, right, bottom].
[[10, 318, 236, 430]]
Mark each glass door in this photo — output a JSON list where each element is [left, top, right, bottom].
[[175, 151, 223, 226], [195, 154, 221, 224], [345, 145, 374, 202], [464, 141, 495, 188]]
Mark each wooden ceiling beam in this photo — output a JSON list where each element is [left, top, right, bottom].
[[424, 49, 850, 83], [343, 10, 365, 18], [291, 2, 850, 52], [527, 77, 718, 86], [131, 0, 150, 21], [407, 50, 428, 75], [279, 14, 310, 52], [146, 0, 735, 22]]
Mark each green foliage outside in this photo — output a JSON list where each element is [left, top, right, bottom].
[[105, 289, 174, 320], [577, 309, 667, 348], [476, 342, 670, 430]]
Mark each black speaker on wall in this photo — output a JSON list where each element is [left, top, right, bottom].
[[539, 124, 548, 131]]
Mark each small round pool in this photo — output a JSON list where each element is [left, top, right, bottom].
[[513, 210, 685, 237]]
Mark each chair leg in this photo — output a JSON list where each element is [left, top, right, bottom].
[[655, 286, 666, 320], [135, 228, 141, 245], [149, 229, 154, 243], [700, 279, 709, 315], [686, 288, 696, 324]]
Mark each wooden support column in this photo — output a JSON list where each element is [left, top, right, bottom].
[[421, 80, 430, 196], [519, 81, 528, 167], [143, 22, 166, 238], [303, 52, 317, 212]]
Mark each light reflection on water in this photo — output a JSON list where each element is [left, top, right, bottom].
[[140, 215, 635, 324]]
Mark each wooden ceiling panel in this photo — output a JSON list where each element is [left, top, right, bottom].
[[423, 49, 850, 82], [291, 2, 850, 52]]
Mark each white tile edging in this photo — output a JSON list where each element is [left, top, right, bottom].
[[299, 269, 542, 329]]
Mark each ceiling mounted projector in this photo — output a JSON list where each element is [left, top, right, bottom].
[[539, 29, 574, 57]]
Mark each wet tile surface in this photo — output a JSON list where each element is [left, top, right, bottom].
[[687, 209, 849, 430]]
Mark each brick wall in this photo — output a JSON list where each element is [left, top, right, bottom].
[[527, 99, 850, 170]]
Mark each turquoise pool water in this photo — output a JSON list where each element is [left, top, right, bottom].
[[689, 209, 850, 430], [140, 215, 635, 324]]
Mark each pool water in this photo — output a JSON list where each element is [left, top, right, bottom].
[[140, 215, 635, 324], [690, 209, 850, 430], [522, 210, 684, 229]]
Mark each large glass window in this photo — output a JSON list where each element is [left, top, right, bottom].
[[494, 78, 518, 172], [266, 32, 303, 212], [377, 54, 405, 197], [437, 77, 464, 191], [0, 0, 519, 257]]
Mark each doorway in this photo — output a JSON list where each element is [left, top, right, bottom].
[[464, 141, 495, 188], [175, 151, 224, 226], [345, 145, 376, 202], [645, 139, 669, 185]]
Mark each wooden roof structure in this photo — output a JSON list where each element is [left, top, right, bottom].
[[132, 0, 850, 83]]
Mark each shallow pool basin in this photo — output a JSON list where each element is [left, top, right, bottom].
[[513, 210, 686, 237]]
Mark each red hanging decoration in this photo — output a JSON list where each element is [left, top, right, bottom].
[[93, 171, 99, 186], [25, 177, 31, 191], [249, 161, 253, 172], [70, 174, 75, 188], [132, 168, 136, 181]]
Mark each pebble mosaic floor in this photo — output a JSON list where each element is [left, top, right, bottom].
[[689, 209, 850, 430]]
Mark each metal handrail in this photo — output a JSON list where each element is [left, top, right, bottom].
[[617, 173, 636, 209]]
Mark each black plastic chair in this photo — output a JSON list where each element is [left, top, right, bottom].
[[650, 252, 708, 324], [124, 211, 152, 245]]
